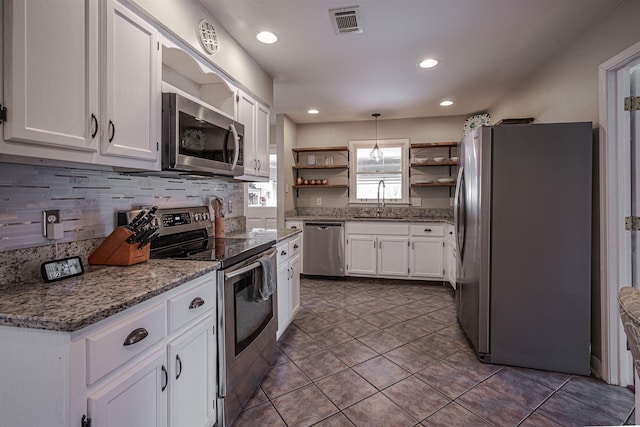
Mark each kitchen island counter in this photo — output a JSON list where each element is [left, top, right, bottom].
[[0, 259, 220, 332]]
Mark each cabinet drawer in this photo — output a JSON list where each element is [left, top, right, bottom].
[[410, 224, 444, 237], [86, 303, 165, 385], [168, 280, 215, 334], [346, 222, 409, 235], [277, 241, 290, 265], [289, 236, 301, 258]]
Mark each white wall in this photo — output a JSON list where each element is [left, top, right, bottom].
[[489, 0, 640, 125], [291, 115, 466, 209], [132, 0, 273, 107]]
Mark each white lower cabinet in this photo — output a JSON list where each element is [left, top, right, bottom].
[[276, 234, 302, 339], [88, 350, 168, 427], [0, 271, 217, 427], [346, 221, 447, 280], [167, 316, 215, 427]]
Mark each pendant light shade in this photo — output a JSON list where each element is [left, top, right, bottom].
[[370, 113, 383, 162]]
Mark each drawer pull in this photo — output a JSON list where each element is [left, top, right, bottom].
[[293, 244, 299, 249], [189, 297, 205, 309], [281, 250, 287, 256], [176, 354, 183, 380], [123, 327, 148, 346], [161, 365, 168, 392], [424, 228, 432, 232]]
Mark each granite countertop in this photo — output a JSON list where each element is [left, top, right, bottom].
[[228, 227, 302, 241], [286, 216, 454, 225], [0, 259, 220, 333]]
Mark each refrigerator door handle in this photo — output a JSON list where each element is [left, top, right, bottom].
[[454, 166, 465, 262]]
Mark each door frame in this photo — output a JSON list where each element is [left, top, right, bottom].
[[598, 40, 640, 386]]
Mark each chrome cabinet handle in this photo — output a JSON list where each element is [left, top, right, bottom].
[[108, 120, 115, 142], [90, 114, 98, 139], [161, 365, 168, 392], [189, 297, 205, 309], [175, 354, 183, 380], [123, 327, 148, 346]]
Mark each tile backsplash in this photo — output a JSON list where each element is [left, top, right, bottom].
[[0, 162, 245, 252]]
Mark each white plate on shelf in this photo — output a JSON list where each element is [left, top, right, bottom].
[[432, 157, 445, 162], [437, 178, 455, 183]]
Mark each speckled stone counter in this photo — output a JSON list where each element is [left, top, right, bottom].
[[227, 227, 302, 241], [286, 215, 454, 224], [0, 259, 219, 332]]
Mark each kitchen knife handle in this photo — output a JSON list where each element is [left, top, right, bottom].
[[123, 327, 148, 346], [189, 297, 205, 309]]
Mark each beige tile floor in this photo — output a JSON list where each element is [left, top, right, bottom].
[[234, 277, 635, 426]]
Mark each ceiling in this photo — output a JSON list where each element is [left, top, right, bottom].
[[199, 0, 621, 124]]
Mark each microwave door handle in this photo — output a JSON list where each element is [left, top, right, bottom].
[[229, 123, 240, 171]]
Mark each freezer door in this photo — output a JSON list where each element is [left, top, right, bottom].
[[456, 127, 491, 354]]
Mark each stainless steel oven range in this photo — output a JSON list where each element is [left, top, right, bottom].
[[119, 206, 277, 427]]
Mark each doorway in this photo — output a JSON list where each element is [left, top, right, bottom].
[[599, 40, 640, 387]]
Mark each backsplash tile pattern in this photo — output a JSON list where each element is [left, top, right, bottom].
[[0, 162, 246, 283]]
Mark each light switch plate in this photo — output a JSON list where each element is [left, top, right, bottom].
[[411, 197, 422, 207]]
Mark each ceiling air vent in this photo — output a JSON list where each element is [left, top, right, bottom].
[[329, 6, 362, 35]]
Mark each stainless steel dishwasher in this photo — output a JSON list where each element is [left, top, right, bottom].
[[303, 221, 345, 277]]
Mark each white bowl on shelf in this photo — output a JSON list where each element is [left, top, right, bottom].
[[416, 179, 434, 184], [415, 157, 429, 163], [450, 156, 459, 162], [432, 157, 445, 162], [437, 177, 455, 183]]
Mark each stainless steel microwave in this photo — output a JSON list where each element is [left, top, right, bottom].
[[162, 93, 244, 177]]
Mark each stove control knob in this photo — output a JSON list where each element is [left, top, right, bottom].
[[202, 212, 209, 221], [194, 213, 201, 222]]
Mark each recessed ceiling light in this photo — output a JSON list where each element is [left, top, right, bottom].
[[440, 100, 454, 106], [308, 109, 319, 115], [419, 58, 439, 69], [256, 31, 278, 44]]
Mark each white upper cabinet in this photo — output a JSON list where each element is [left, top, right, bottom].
[[3, 0, 99, 152], [236, 90, 270, 180], [101, 0, 160, 162], [2, 0, 160, 169]]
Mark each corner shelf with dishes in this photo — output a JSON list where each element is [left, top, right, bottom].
[[292, 146, 349, 196], [409, 142, 459, 189]]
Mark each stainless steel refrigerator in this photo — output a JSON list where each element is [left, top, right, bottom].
[[454, 122, 592, 375]]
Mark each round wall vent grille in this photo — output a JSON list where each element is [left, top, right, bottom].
[[197, 19, 219, 55]]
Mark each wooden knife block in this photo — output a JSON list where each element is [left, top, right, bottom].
[[89, 226, 150, 266]]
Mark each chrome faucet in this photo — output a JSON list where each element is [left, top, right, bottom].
[[376, 179, 386, 217]]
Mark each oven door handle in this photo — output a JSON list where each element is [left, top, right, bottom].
[[224, 260, 262, 280]]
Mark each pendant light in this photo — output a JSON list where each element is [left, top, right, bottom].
[[370, 113, 383, 162]]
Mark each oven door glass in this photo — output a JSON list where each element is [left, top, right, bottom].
[[232, 269, 273, 356]]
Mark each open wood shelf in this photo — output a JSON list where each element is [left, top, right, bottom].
[[293, 184, 348, 189], [411, 161, 458, 167], [292, 165, 348, 170], [292, 146, 347, 153], [411, 182, 456, 187], [410, 142, 458, 149]]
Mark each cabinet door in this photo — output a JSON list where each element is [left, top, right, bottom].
[[410, 238, 444, 279], [167, 316, 216, 427], [378, 237, 409, 277], [276, 264, 290, 340], [102, 0, 159, 163], [255, 103, 270, 178], [346, 235, 377, 275], [237, 91, 256, 174], [88, 350, 168, 427], [289, 252, 301, 319], [4, 0, 99, 151]]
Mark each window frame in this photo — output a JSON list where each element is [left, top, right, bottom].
[[348, 138, 410, 205]]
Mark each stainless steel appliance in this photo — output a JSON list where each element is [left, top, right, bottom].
[[454, 123, 592, 375], [162, 93, 244, 177], [120, 206, 277, 426], [303, 221, 344, 277]]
